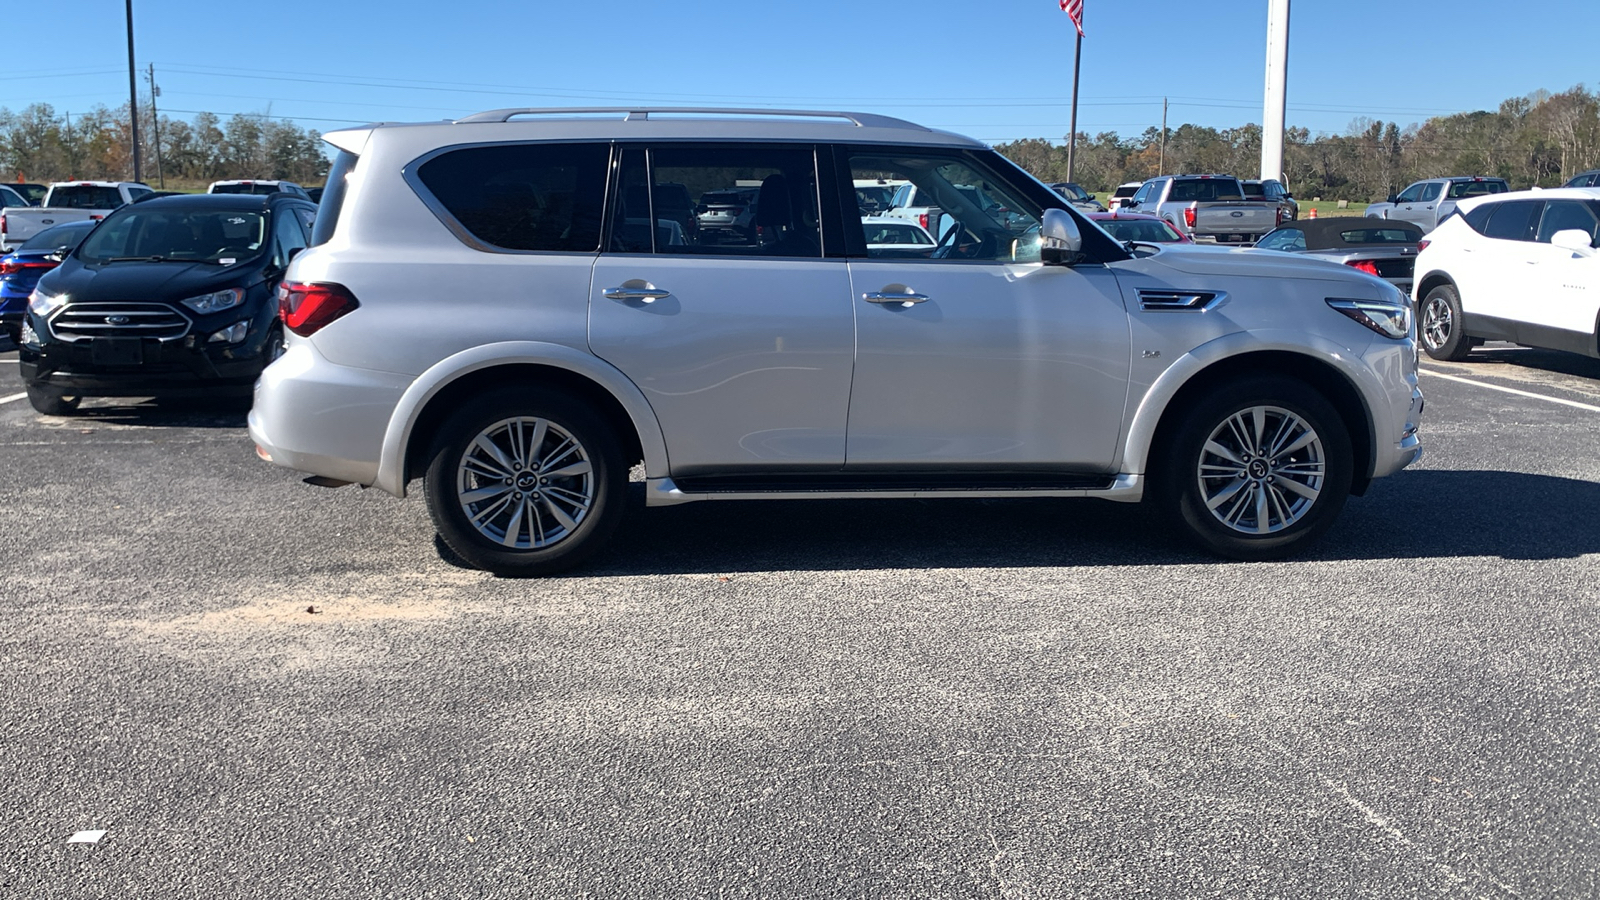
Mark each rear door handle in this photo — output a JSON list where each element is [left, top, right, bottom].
[[603, 286, 671, 303], [863, 291, 930, 306]]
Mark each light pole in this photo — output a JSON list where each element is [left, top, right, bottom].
[[1261, 0, 1290, 182], [125, 0, 141, 183]]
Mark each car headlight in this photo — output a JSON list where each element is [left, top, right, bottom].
[[1326, 297, 1411, 340], [181, 288, 246, 315], [28, 287, 68, 318]]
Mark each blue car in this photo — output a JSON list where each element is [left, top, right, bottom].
[[1, 219, 96, 344]]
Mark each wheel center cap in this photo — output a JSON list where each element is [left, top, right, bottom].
[[1248, 459, 1270, 479], [516, 474, 538, 490]]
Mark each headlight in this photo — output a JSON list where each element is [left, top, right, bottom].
[[28, 287, 67, 318], [181, 288, 246, 315], [1326, 297, 1411, 340]]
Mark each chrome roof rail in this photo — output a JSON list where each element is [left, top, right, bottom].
[[452, 107, 924, 130]]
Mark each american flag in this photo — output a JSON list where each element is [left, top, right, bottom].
[[1059, 0, 1084, 37]]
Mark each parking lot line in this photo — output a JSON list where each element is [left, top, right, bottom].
[[1419, 367, 1600, 413], [0, 392, 25, 405]]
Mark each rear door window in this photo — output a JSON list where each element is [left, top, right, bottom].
[[1418, 183, 1443, 202], [1482, 200, 1544, 242], [610, 145, 822, 258], [413, 142, 610, 252]]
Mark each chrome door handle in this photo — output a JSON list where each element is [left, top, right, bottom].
[[863, 291, 930, 305], [604, 286, 671, 302]]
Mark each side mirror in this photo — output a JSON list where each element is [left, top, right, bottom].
[[1040, 208, 1083, 266], [1087, 193, 1097, 201], [1387, 195, 1400, 204], [1283, 192, 1294, 199], [1550, 229, 1597, 256], [1123, 199, 1138, 209]]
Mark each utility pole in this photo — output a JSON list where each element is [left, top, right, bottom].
[[148, 64, 164, 188], [1159, 98, 1168, 175], [1261, 0, 1290, 181], [125, 0, 141, 183]]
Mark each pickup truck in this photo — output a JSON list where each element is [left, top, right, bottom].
[[1119, 175, 1280, 245], [0, 181, 153, 251], [1364, 176, 1509, 233]]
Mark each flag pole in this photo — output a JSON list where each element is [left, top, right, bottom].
[[1066, 28, 1081, 183]]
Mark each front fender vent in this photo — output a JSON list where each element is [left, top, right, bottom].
[[1138, 290, 1226, 312]]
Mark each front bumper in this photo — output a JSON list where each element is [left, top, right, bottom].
[[20, 312, 276, 397]]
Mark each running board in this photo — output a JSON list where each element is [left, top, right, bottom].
[[645, 474, 1144, 506]]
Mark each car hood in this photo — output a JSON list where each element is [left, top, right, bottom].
[[1133, 244, 1379, 285], [45, 258, 265, 302]]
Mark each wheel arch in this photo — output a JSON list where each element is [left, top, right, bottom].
[[375, 342, 666, 497], [1128, 343, 1379, 498], [1414, 270, 1456, 307]]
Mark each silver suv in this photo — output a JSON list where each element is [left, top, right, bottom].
[[249, 107, 1423, 575]]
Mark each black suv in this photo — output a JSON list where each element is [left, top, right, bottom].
[[18, 192, 316, 414]]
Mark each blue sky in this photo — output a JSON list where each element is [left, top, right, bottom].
[[5, 0, 1597, 146]]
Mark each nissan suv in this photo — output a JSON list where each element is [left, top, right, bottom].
[[248, 107, 1423, 575]]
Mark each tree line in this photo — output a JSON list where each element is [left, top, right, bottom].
[[997, 86, 1600, 200], [0, 101, 329, 187]]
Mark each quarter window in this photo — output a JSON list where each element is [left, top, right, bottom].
[[415, 142, 609, 252]]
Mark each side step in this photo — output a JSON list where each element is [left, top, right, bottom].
[[647, 474, 1142, 506]]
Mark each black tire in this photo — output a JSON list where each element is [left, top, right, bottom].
[[423, 388, 626, 577], [1418, 284, 1471, 361], [264, 321, 286, 366], [26, 384, 81, 416], [1156, 375, 1353, 561]]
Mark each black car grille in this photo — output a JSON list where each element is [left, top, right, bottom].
[[50, 302, 191, 342]]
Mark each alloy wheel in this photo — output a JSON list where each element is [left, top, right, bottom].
[[454, 416, 595, 549], [1195, 405, 1326, 535]]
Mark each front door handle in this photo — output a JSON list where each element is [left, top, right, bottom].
[[604, 285, 671, 303], [863, 290, 930, 306]]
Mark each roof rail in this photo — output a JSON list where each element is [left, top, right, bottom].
[[452, 107, 924, 130]]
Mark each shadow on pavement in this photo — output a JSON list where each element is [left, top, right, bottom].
[[1447, 345, 1600, 381], [46, 397, 248, 429], [560, 469, 1600, 575]]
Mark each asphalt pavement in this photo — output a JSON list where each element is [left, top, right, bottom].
[[1, 341, 1596, 898]]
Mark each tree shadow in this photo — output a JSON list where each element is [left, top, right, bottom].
[[559, 469, 1600, 576], [1443, 344, 1600, 381]]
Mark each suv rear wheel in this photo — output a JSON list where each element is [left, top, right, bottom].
[[1158, 376, 1352, 560], [424, 388, 626, 576]]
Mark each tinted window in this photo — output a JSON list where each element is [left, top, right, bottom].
[[1446, 180, 1505, 199], [615, 145, 820, 257], [1462, 203, 1495, 234], [272, 208, 309, 268], [309, 150, 357, 247], [1482, 200, 1543, 242], [1130, 182, 1156, 204], [1395, 183, 1425, 203], [1418, 183, 1443, 202], [1534, 200, 1600, 244], [48, 185, 125, 209], [1112, 185, 1139, 199], [1254, 228, 1306, 251], [1168, 179, 1244, 202], [0, 185, 25, 207], [1241, 183, 1265, 199], [416, 142, 608, 252], [1337, 227, 1421, 244]]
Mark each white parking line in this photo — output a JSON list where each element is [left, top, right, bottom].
[[1420, 368, 1600, 413], [0, 392, 25, 405]]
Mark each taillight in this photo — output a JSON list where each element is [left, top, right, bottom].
[[279, 282, 359, 337], [919, 212, 929, 231], [1184, 205, 1196, 229], [1416, 240, 1430, 252], [0, 260, 52, 275], [1347, 260, 1381, 276]]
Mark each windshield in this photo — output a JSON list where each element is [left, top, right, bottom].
[[20, 220, 95, 252], [77, 207, 267, 264], [1053, 183, 1090, 201]]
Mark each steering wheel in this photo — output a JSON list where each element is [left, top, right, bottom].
[[930, 220, 965, 259]]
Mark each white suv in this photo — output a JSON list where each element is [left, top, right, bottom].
[[249, 107, 1423, 575], [1413, 187, 1600, 361]]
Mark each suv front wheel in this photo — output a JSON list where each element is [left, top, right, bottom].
[[1158, 376, 1353, 560], [424, 388, 626, 576]]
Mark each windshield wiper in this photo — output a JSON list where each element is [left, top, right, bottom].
[[103, 255, 225, 264]]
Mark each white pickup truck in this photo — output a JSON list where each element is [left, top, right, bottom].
[[0, 181, 153, 251]]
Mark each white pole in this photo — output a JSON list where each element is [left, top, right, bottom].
[[1261, 0, 1290, 181]]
